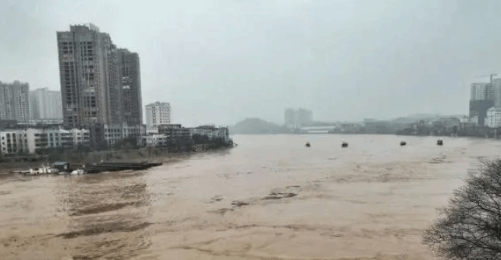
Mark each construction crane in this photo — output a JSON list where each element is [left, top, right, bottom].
[[475, 73, 497, 84]]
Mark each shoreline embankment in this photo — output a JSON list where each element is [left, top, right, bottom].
[[0, 144, 234, 174]]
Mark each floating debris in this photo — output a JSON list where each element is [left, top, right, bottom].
[[211, 208, 234, 215], [231, 201, 249, 207], [263, 192, 297, 200]]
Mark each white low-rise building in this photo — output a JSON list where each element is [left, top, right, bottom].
[[0, 130, 30, 154], [71, 129, 91, 146], [146, 126, 159, 134], [145, 102, 171, 127], [189, 125, 221, 139], [0, 128, 90, 155], [139, 134, 169, 147], [138, 125, 231, 148], [104, 124, 145, 146], [486, 107, 501, 128]]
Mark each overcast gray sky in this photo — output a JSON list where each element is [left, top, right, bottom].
[[1, 0, 500, 126]]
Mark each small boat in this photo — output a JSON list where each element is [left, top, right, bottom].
[[53, 161, 71, 172], [342, 142, 348, 148], [305, 142, 311, 147], [400, 141, 406, 146], [437, 140, 443, 145], [26, 164, 59, 175]]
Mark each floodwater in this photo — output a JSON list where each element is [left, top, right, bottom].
[[1, 135, 500, 260]]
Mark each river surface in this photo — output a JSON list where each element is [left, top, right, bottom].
[[1, 134, 500, 260]]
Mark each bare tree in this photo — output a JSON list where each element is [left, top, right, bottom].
[[424, 160, 501, 260]]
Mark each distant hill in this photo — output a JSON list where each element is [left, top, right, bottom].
[[230, 118, 289, 134]]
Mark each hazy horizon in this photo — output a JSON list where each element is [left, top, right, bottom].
[[2, 0, 501, 126]]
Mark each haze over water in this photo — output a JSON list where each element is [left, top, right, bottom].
[[1, 135, 499, 260]]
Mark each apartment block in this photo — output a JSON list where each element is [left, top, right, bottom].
[[140, 124, 230, 148], [158, 124, 190, 140], [30, 88, 63, 121], [104, 123, 145, 146], [139, 134, 168, 147], [57, 24, 144, 147], [470, 83, 495, 126], [0, 81, 30, 122], [57, 24, 142, 129], [284, 108, 313, 127], [0, 130, 29, 154], [146, 102, 171, 127], [117, 49, 142, 125], [0, 128, 90, 155]]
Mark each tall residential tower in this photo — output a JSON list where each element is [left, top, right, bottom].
[[57, 23, 142, 128], [0, 81, 30, 122], [117, 48, 142, 125], [284, 108, 313, 128], [470, 83, 494, 126]]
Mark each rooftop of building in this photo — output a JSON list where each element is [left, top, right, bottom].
[[69, 23, 100, 32], [158, 124, 182, 129], [0, 80, 29, 85], [146, 101, 170, 107], [196, 125, 217, 129], [31, 87, 60, 93], [117, 48, 139, 55]]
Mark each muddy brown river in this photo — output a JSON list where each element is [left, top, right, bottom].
[[1, 135, 499, 260]]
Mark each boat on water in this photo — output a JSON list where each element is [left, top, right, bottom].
[[305, 142, 311, 147], [342, 142, 348, 148], [10, 161, 163, 176], [28, 164, 59, 175], [400, 141, 407, 146], [53, 161, 70, 172], [71, 169, 86, 175]]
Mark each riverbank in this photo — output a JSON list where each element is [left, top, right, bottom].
[[0, 144, 235, 174]]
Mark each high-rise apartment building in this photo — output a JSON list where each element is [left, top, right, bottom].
[[470, 83, 493, 101], [470, 82, 494, 126], [117, 48, 142, 125], [284, 108, 313, 127], [57, 24, 114, 127], [284, 108, 295, 126], [297, 108, 313, 124], [57, 23, 142, 128], [30, 88, 63, 120], [0, 81, 30, 122], [491, 78, 501, 108], [146, 102, 171, 127]]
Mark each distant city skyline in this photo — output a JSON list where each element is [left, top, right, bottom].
[[5, 1, 501, 126]]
